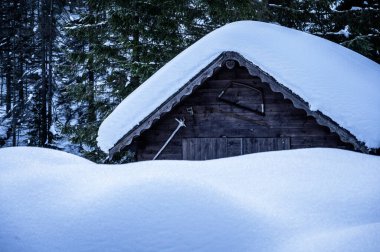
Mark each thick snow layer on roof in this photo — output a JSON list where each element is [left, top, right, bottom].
[[97, 21, 380, 152], [1, 147, 380, 251]]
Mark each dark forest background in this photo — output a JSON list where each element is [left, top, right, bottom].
[[0, 0, 379, 162]]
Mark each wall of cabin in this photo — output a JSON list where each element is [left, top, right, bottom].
[[130, 64, 354, 161]]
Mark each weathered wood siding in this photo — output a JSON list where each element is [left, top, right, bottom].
[[182, 137, 291, 160], [132, 64, 353, 160]]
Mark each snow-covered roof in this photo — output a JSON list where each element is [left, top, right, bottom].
[[97, 21, 380, 153]]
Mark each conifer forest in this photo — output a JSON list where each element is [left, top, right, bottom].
[[0, 0, 379, 162]]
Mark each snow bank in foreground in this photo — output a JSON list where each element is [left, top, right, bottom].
[[1, 147, 380, 251], [97, 21, 380, 152]]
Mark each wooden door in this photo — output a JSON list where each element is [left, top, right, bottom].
[[182, 137, 290, 160], [242, 138, 290, 154]]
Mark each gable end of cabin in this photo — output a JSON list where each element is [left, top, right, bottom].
[[110, 52, 365, 162]]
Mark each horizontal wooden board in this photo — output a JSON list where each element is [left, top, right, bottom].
[[170, 103, 299, 115]]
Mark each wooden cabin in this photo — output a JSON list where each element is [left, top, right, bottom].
[[98, 22, 380, 162], [109, 52, 365, 161]]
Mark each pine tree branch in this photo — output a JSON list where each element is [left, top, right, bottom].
[[341, 34, 380, 46], [268, 4, 379, 14]]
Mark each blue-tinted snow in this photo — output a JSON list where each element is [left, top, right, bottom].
[[1, 147, 380, 251]]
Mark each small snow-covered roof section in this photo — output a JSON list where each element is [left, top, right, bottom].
[[97, 21, 380, 153]]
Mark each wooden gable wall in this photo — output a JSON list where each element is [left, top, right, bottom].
[[129, 63, 354, 161]]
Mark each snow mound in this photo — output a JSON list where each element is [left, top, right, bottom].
[[1, 147, 380, 251], [97, 21, 380, 153]]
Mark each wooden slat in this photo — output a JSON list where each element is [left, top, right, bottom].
[[242, 138, 290, 154], [182, 138, 229, 160], [227, 138, 242, 157], [242, 138, 255, 154], [182, 138, 189, 160], [182, 137, 291, 160]]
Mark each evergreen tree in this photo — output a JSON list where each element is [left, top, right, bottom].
[[331, 0, 380, 63], [266, 0, 380, 63], [1, 0, 378, 162], [0, 0, 39, 147], [55, 0, 112, 161]]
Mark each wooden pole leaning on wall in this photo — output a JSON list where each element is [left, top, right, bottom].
[[153, 118, 186, 160]]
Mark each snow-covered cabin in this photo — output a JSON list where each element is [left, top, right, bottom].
[[97, 21, 380, 161]]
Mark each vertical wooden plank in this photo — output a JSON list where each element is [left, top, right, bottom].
[[207, 138, 214, 160], [204, 138, 221, 160], [198, 138, 205, 160], [213, 138, 219, 159], [267, 138, 274, 151], [242, 138, 254, 154], [252, 138, 257, 153], [242, 137, 291, 154], [282, 138, 290, 150], [194, 138, 201, 160], [257, 138, 263, 152], [200, 138, 207, 160], [182, 138, 198, 160], [183, 137, 292, 160], [187, 138, 192, 160], [274, 138, 280, 151], [183, 137, 230, 160], [227, 138, 242, 157], [242, 138, 248, 154], [213, 138, 227, 159], [182, 138, 188, 160], [189, 138, 194, 160], [242, 138, 247, 154], [275, 138, 281, 150]]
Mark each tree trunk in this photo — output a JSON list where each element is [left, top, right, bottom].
[[87, 55, 96, 123], [5, 60, 12, 114], [40, 0, 47, 146], [130, 14, 140, 90], [87, 6, 96, 124], [47, 0, 53, 143]]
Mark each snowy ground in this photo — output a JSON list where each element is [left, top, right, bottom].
[[1, 147, 379, 252]]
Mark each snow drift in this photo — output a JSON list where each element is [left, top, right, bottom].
[[1, 147, 380, 251]]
